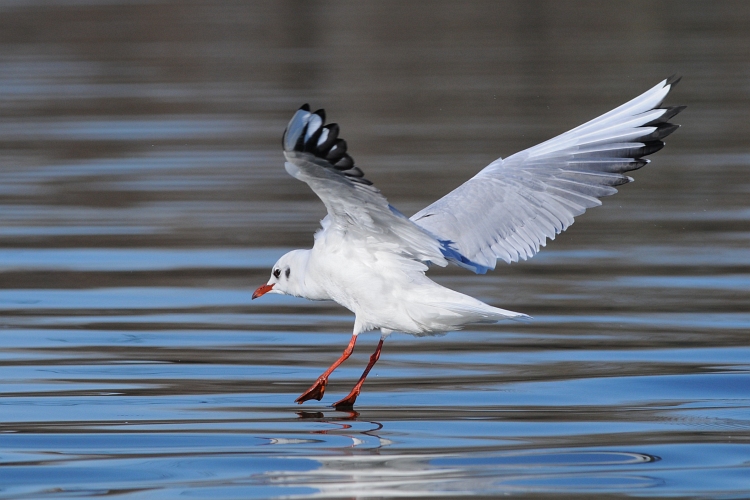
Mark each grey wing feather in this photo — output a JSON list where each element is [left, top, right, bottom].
[[282, 105, 447, 265], [411, 77, 685, 273]]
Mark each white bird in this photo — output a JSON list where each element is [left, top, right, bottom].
[[253, 76, 684, 409]]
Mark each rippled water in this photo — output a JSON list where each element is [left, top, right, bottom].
[[1, 1, 749, 498]]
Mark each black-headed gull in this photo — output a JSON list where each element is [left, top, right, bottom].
[[253, 76, 683, 409]]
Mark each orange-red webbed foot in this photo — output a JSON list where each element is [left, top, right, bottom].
[[332, 390, 359, 410], [295, 377, 328, 404]]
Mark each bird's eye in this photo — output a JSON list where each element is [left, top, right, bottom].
[[273, 269, 281, 278], [285, 268, 290, 279]]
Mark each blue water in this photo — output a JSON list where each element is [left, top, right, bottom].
[[0, 1, 749, 498]]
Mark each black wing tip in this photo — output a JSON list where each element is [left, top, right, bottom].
[[638, 140, 666, 157], [665, 74, 682, 87], [282, 104, 372, 185], [627, 159, 650, 172], [645, 105, 687, 126], [611, 175, 632, 187], [634, 80, 684, 158], [667, 104, 687, 117], [641, 122, 681, 141]]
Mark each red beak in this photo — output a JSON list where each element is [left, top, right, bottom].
[[252, 283, 274, 300]]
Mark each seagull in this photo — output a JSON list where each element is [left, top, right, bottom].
[[253, 76, 683, 409]]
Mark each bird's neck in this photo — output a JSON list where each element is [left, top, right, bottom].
[[288, 249, 330, 301]]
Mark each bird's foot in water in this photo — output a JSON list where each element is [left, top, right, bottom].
[[295, 378, 327, 404], [332, 389, 359, 410]]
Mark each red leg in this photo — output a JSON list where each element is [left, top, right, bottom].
[[295, 334, 358, 404], [333, 338, 384, 410]]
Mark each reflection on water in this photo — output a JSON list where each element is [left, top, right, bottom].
[[0, 1, 749, 498]]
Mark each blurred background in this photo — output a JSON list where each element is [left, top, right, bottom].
[[0, 1, 748, 498]]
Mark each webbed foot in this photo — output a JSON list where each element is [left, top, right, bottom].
[[332, 390, 359, 410], [295, 377, 328, 404]]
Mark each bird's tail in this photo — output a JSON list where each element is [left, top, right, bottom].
[[425, 297, 531, 328], [402, 282, 531, 334], [445, 302, 531, 323]]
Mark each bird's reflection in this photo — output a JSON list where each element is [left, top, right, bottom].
[[286, 410, 664, 496], [296, 410, 387, 449], [297, 409, 359, 420], [296, 411, 326, 419]]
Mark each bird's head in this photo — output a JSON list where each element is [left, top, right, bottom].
[[252, 249, 310, 300]]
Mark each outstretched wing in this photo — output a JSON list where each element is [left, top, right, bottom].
[[282, 105, 447, 265], [411, 76, 685, 273]]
